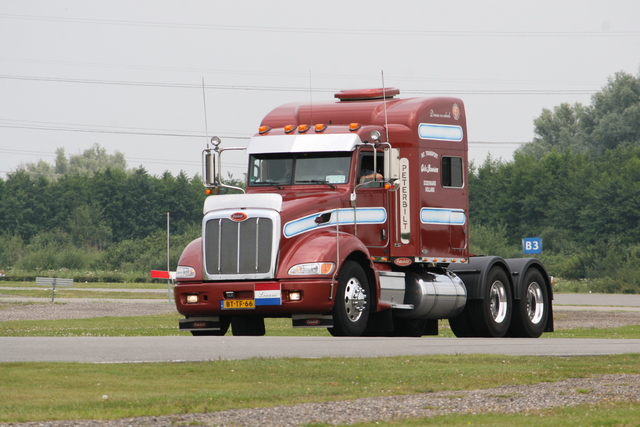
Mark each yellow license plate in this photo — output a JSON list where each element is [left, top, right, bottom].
[[222, 299, 255, 309]]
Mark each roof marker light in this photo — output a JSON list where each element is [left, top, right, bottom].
[[314, 123, 327, 133], [298, 124, 310, 133], [284, 124, 295, 134], [259, 126, 271, 135], [349, 123, 361, 131]]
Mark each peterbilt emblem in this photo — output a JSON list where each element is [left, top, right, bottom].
[[452, 103, 460, 120], [193, 321, 207, 328], [393, 257, 413, 266], [306, 319, 321, 326], [230, 212, 248, 222]]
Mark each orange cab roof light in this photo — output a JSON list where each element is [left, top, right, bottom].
[[349, 123, 361, 131], [259, 126, 271, 135], [284, 124, 295, 134], [298, 124, 310, 133], [314, 123, 327, 133]]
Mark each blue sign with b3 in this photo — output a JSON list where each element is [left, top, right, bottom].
[[522, 237, 542, 254]]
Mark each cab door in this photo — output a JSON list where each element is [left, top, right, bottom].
[[352, 152, 389, 250]]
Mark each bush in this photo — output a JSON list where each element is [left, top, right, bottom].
[[469, 223, 522, 258]]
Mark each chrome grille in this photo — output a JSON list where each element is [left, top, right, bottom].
[[204, 216, 274, 278]]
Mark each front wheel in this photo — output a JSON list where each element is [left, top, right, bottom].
[[468, 267, 512, 337], [508, 269, 549, 338], [328, 261, 370, 336]]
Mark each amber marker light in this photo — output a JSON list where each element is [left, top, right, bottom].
[[314, 123, 327, 132], [349, 123, 361, 131], [259, 125, 271, 134], [284, 124, 295, 134], [298, 124, 310, 133]]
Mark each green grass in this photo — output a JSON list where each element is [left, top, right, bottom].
[[0, 281, 166, 289], [0, 313, 332, 337], [1, 354, 639, 423], [0, 288, 168, 299], [1, 313, 639, 338]]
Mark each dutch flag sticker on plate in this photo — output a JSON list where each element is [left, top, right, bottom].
[[255, 283, 282, 306]]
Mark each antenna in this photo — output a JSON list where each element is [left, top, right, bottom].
[[202, 77, 209, 148], [309, 69, 313, 125], [382, 70, 390, 143]]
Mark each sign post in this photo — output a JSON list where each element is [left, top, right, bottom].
[[522, 237, 543, 255]]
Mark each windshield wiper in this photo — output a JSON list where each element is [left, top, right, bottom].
[[296, 180, 336, 189], [252, 180, 284, 190]]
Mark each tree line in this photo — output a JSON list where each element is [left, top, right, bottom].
[[1, 69, 638, 291], [0, 145, 244, 280], [469, 69, 640, 293]]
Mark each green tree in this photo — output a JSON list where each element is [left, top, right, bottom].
[[516, 69, 640, 158], [590, 70, 640, 153], [67, 204, 113, 250]]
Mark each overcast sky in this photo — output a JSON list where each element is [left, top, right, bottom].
[[1, 0, 639, 180]]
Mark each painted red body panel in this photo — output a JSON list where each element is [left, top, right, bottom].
[[175, 89, 470, 319]]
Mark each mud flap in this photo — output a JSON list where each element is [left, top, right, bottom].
[[292, 314, 333, 328], [179, 316, 224, 331]]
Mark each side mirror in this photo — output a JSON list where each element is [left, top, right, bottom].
[[203, 149, 217, 188], [384, 148, 400, 182]]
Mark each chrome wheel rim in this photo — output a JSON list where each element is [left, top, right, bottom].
[[526, 282, 544, 324], [489, 281, 508, 323], [343, 277, 367, 322]]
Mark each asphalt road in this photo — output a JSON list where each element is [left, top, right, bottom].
[[1, 336, 639, 363], [1, 293, 639, 363]]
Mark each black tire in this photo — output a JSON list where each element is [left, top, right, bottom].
[[392, 317, 427, 337], [231, 315, 266, 336], [448, 304, 476, 337], [468, 267, 512, 337], [190, 316, 231, 336], [328, 261, 370, 337], [508, 269, 549, 338]]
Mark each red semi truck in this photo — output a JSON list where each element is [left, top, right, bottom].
[[174, 87, 553, 338]]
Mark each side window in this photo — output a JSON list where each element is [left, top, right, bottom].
[[359, 153, 384, 183], [442, 156, 463, 188]]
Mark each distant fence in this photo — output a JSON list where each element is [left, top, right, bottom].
[[36, 277, 74, 302]]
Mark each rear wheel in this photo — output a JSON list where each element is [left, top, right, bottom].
[[231, 315, 266, 336], [508, 270, 549, 338], [468, 267, 512, 337], [328, 261, 370, 336], [448, 304, 476, 337]]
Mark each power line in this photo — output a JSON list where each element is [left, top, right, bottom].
[[0, 57, 605, 88], [0, 74, 599, 95], [2, 13, 639, 38]]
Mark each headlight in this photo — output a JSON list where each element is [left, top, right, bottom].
[[288, 262, 334, 275], [176, 266, 196, 279]]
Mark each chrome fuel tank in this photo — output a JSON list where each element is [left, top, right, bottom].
[[392, 269, 467, 319]]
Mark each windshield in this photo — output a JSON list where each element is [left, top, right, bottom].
[[249, 152, 352, 187]]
